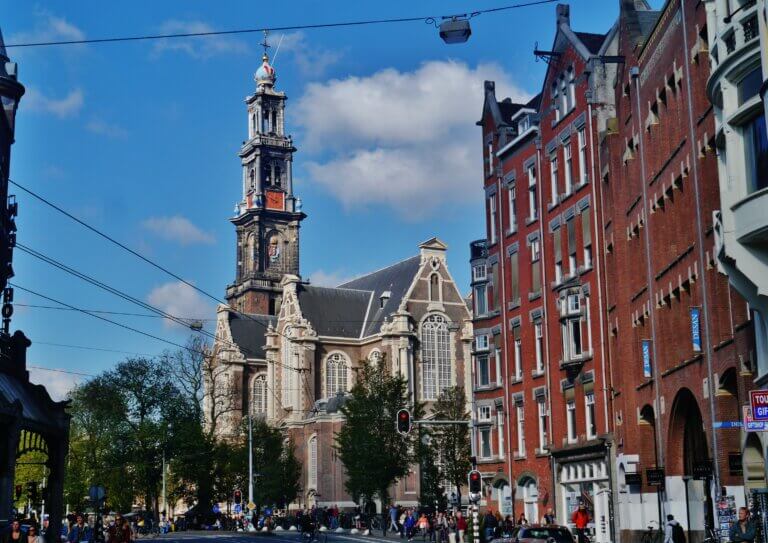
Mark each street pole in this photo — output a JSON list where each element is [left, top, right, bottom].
[[248, 415, 254, 507], [162, 451, 167, 519]]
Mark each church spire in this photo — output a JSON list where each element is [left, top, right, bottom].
[[254, 31, 276, 89]]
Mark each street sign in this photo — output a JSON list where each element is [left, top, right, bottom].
[[690, 307, 702, 352], [646, 468, 665, 487], [750, 390, 768, 421], [642, 340, 652, 378], [743, 406, 768, 431], [212, 504, 220, 514], [233, 504, 242, 514], [713, 421, 743, 429], [88, 485, 105, 505], [248, 502, 257, 511]]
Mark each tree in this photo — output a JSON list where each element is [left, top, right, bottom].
[[335, 358, 423, 507], [430, 386, 472, 506]]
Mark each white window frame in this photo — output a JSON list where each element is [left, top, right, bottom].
[[568, 318, 583, 358], [508, 186, 517, 232], [527, 166, 538, 220], [568, 67, 576, 111], [487, 141, 494, 177], [475, 334, 489, 352], [251, 375, 268, 416], [578, 128, 588, 185], [566, 399, 577, 443], [516, 404, 525, 457], [569, 252, 577, 277], [567, 294, 581, 314], [495, 347, 503, 386], [497, 410, 505, 460], [479, 427, 492, 459], [476, 354, 490, 388], [585, 392, 597, 439], [474, 284, 487, 316], [564, 143, 573, 195], [550, 156, 559, 205], [560, 76, 568, 115], [489, 195, 498, 244], [421, 314, 452, 400], [552, 82, 561, 122], [537, 399, 548, 451], [534, 322, 544, 373], [325, 352, 349, 397], [514, 336, 523, 380], [531, 238, 541, 262], [478, 405, 492, 422], [473, 264, 487, 282], [555, 260, 563, 283]]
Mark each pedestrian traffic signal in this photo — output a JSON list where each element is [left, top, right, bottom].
[[396, 409, 412, 435], [468, 470, 482, 494], [234, 489, 242, 505]]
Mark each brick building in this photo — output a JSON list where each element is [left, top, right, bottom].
[[473, 2, 758, 542]]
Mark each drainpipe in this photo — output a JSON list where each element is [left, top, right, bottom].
[[679, 4, 722, 507], [631, 66, 666, 514]]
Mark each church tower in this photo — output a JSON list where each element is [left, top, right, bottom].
[[226, 33, 305, 315]]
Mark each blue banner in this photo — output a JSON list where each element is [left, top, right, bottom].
[[642, 340, 652, 378], [691, 307, 702, 352]]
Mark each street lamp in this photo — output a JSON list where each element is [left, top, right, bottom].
[[439, 16, 472, 44]]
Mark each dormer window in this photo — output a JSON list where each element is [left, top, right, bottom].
[[518, 115, 530, 134]]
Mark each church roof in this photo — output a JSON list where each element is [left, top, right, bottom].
[[339, 255, 421, 338], [574, 31, 608, 54], [297, 285, 371, 338], [228, 312, 277, 359]]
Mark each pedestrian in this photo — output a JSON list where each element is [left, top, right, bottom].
[[571, 503, 590, 543], [67, 515, 91, 543], [730, 508, 756, 543], [40, 516, 55, 543], [1, 520, 23, 543], [516, 513, 528, 527], [404, 510, 417, 542], [664, 514, 685, 543], [455, 511, 467, 543], [26, 526, 43, 543], [390, 504, 400, 535], [503, 516, 515, 537], [483, 509, 498, 542], [541, 508, 556, 525]]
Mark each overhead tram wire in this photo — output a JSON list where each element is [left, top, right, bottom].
[[16, 303, 214, 321], [5, 0, 559, 49]]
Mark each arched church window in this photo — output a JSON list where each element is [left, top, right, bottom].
[[266, 232, 281, 269], [249, 168, 255, 190], [326, 352, 349, 397], [368, 349, 383, 365], [244, 234, 255, 273], [251, 375, 267, 415], [251, 113, 256, 135], [274, 164, 282, 188], [262, 109, 269, 134], [429, 273, 441, 301], [263, 161, 272, 185], [421, 314, 451, 400], [271, 110, 278, 134]]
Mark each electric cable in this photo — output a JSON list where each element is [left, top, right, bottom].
[[16, 303, 214, 321], [5, 0, 559, 49]]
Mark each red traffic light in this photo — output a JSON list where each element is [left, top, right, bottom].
[[396, 409, 412, 435], [468, 470, 482, 493], [234, 489, 242, 504]]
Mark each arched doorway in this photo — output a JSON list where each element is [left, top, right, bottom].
[[517, 477, 539, 523], [743, 433, 767, 491], [13, 430, 49, 519], [667, 388, 712, 539]]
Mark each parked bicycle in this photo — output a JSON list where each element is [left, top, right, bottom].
[[640, 521, 663, 543]]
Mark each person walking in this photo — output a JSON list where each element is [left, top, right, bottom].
[[26, 526, 43, 543], [571, 503, 590, 543], [404, 510, 417, 542], [664, 514, 685, 543], [68, 515, 92, 543], [483, 509, 498, 542], [730, 508, 756, 543], [390, 504, 400, 535], [455, 512, 467, 543], [541, 508, 556, 525]]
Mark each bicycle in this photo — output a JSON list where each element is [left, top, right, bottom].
[[702, 526, 720, 543], [640, 522, 664, 543], [369, 516, 383, 531]]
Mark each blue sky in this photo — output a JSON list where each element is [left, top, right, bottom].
[[5, 0, 630, 397]]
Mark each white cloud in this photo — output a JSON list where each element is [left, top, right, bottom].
[[86, 118, 128, 139], [275, 32, 341, 77], [308, 269, 355, 287], [142, 215, 215, 246], [28, 367, 83, 401], [24, 87, 84, 119], [152, 20, 248, 59], [8, 11, 85, 48], [295, 60, 529, 219], [147, 281, 213, 327]]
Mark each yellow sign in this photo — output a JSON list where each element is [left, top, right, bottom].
[[248, 502, 256, 511]]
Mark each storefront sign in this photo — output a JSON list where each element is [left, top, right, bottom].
[[713, 421, 743, 429], [690, 307, 702, 352], [692, 460, 713, 479], [642, 340, 652, 378], [750, 390, 768, 421], [743, 405, 768, 431], [645, 468, 665, 486], [624, 473, 642, 486]]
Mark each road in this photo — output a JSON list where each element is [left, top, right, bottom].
[[144, 529, 405, 543]]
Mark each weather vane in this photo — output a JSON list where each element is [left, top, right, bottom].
[[261, 30, 271, 57]]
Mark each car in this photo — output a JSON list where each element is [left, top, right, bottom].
[[495, 525, 576, 543]]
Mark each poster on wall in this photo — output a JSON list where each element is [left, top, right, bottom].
[[690, 307, 702, 352], [642, 340, 652, 378], [717, 495, 736, 543]]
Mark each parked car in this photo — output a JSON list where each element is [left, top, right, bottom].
[[496, 525, 575, 543]]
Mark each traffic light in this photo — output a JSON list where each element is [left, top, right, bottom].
[[26, 481, 38, 502], [396, 409, 412, 435], [234, 489, 242, 505], [468, 470, 482, 494], [14, 485, 22, 500]]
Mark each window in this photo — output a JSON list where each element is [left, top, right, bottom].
[[508, 186, 517, 232], [513, 328, 522, 380], [478, 405, 492, 422], [567, 294, 581, 313], [560, 76, 568, 116], [581, 207, 592, 269], [564, 144, 573, 195], [495, 346, 503, 386], [368, 349, 383, 365], [489, 196, 498, 244], [566, 400, 577, 443], [745, 113, 768, 194], [473, 264, 487, 282], [497, 410, 505, 460], [477, 355, 490, 387], [487, 141, 494, 177], [527, 166, 538, 220], [251, 375, 267, 415], [554, 228, 563, 283], [491, 262, 500, 311], [429, 273, 441, 301], [308, 436, 318, 489], [474, 284, 487, 316], [578, 129, 588, 184], [531, 238, 542, 294], [552, 82, 561, 122], [537, 399, 548, 450], [585, 393, 597, 439], [567, 67, 576, 111], [534, 322, 544, 373], [475, 335, 489, 352], [516, 404, 526, 457], [479, 428, 492, 459], [567, 219, 577, 275], [422, 314, 452, 400], [518, 115, 530, 133], [326, 353, 349, 397], [563, 294, 584, 360], [282, 328, 295, 408], [738, 67, 763, 106], [550, 156, 559, 205], [510, 252, 520, 303]]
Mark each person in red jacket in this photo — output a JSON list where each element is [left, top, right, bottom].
[[571, 503, 590, 543]]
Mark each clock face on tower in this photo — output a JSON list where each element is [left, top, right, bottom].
[[265, 190, 285, 211]]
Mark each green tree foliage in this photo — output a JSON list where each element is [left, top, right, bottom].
[[334, 358, 423, 506], [430, 386, 471, 505], [246, 419, 301, 511]]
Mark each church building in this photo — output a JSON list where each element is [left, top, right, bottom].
[[212, 42, 473, 509]]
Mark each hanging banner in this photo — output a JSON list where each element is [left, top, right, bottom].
[[642, 340, 652, 378], [690, 307, 702, 352]]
